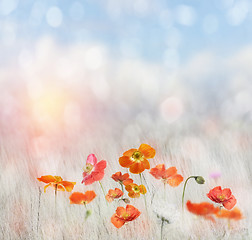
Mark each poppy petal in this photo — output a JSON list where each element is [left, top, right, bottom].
[[37, 175, 56, 183], [94, 160, 107, 172], [163, 167, 177, 179], [222, 188, 232, 199], [61, 181, 76, 192], [142, 159, 150, 170], [119, 156, 134, 168], [69, 192, 85, 204], [139, 185, 147, 194], [149, 164, 165, 179], [167, 174, 183, 187], [111, 214, 125, 228], [223, 195, 237, 210], [116, 207, 127, 217], [123, 178, 133, 186], [84, 190, 96, 203], [123, 149, 137, 157], [138, 144, 155, 158], [129, 162, 145, 174], [86, 154, 97, 166], [44, 183, 51, 192]]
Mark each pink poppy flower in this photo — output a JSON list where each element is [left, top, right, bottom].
[[81, 154, 107, 185]]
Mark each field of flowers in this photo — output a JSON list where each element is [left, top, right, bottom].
[[1, 122, 251, 240]]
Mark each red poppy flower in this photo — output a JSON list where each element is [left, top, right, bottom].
[[187, 200, 218, 216], [111, 172, 133, 186], [37, 175, 76, 192], [125, 183, 147, 198], [207, 186, 237, 210], [69, 191, 96, 205], [82, 154, 107, 185], [149, 164, 183, 187], [105, 188, 124, 202], [111, 205, 141, 228], [119, 144, 155, 174], [215, 207, 242, 221]]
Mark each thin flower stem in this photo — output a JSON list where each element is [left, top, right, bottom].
[[182, 176, 196, 212], [99, 181, 107, 205], [37, 187, 41, 233], [55, 184, 58, 217], [120, 182, 124, 193], [164, 182, 166, 201], [139, 173, 148, 214], [161, 218, 165, 240]]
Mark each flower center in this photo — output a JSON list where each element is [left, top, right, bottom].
[[132, 151, 143, 162], [84, 163, 94, 173], [133, 186, 140, 192], [218, 195, 225, 201], [122, 213, 130, 219], [54, 176, 62, 182]]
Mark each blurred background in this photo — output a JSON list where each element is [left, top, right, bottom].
[[0, 0, 252, 157]]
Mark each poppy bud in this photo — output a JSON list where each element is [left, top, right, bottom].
[[123, 198, 130, 204], [85, 210, 92, 220], [195, 176, 205, 184]]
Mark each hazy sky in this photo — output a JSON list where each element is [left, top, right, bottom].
[[1, 0, 252, 63]]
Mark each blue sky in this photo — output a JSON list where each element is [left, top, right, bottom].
[[1, 0, 252, 64]]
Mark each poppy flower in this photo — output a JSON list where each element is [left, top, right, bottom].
[[37, 175, 76, 192], [119, 144, 155, 174], [125, 183, 147, 198], [111, 205, 141, 228], [82, 154, 107, 185], [111, 172, 134, 186], [149, 164, 183, 187], [207, 186, 237, 210], [105, 188, 124, 202], [215, 207, 242, 221], [186, 200, 218, 217], [69, 191, 96, 205]]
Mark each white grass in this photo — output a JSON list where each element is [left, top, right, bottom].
[[0, 123, 251, 240]]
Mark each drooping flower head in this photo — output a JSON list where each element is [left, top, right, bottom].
[[215, 207, 242, 221], [106, 188, 124, 203], [69, 191, 96, 205], [82, 154, 107, 185], [111, 205, 141, 228], [119, 144, 155, 174], [187, 201, 218, 216], [37, 175, 76, 192], [149, 164, 183, 187], [207, 186, 237, 210], [125, 183, 147, 198], [111, 172, 133, 186]]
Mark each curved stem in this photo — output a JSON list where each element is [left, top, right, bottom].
[[182, 176, 196, 211]]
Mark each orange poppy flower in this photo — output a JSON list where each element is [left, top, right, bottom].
[[37, 175, 76, 192], [111, 172, 133, 186], [215, 207, 243, 221], [149, 164, 183, 187], [207, 186, 237, 210], [69, 191, 96, 205], [187, 200, 219, 216], [119, 144, 155, 174], [111, 205, 141, 228], [105, 188, 124, 202], [125, 183, 147, 198]]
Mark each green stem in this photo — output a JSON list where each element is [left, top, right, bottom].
[[161, 219, 165, 240], [139, 173, 148, 213], [119, 182, 124, 193], [182, 176, 196, 211], [99, 181, 107, 205], [164, 182, 166, 201]]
